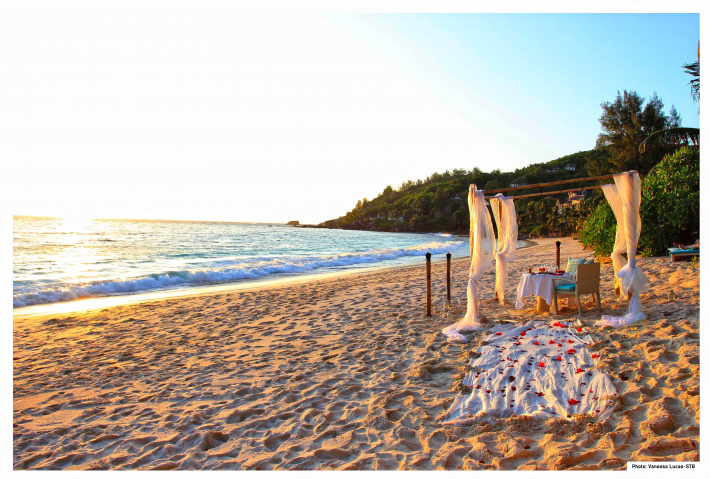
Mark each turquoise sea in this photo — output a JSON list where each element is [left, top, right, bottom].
[[13, 216, 469, 309]]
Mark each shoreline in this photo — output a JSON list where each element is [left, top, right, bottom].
[[13, 237, 536, 321], [13, 237, 698, 470], [12, 252, 467, 321]]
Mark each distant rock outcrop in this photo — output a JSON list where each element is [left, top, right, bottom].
[[286, 220, 299, 226]]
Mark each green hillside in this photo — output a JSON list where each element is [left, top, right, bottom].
[[318, 149, 612, 237]]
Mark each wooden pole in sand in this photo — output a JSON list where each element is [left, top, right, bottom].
[[446, 251, 452, 307], [426, 251, 432, 316], [494, 200, 502, 301], [556, 241, 561, 268]]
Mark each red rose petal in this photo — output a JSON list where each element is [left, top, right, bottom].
[[568, 398, 580, 405], [496, 332, 502, 335], [567, 349, 576, 354], [568, 339, 574, 343], [538, 362, 545, 368], [576, 328, 583, 332], [549, 340, 555, 344], [534, 341, 539, 345], [576, 368, 584, 374], [592, 354, 599, 359], [520, 331, 526, 336], [537, 392, 544, 396]]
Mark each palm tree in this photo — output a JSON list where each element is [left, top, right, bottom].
[[683, 42, 700, 106], [639, 127, 699, 153]]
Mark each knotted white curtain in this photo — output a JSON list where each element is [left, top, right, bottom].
[[598, 171, 651, 327], [490, 194, 518, 305], [442, 184, 495, 342], [601, 183, 627, 292]]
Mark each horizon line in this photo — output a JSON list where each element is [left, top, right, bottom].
[[12, 214, 305, 226]]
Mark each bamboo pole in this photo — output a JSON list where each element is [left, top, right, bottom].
[[484, 174, 615, 195], [426, 251, 432, 316], [485, 185, 603, 200], [556, 241, 561, 268]]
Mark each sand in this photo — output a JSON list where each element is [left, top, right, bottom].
[[12, 238, 700, 470]]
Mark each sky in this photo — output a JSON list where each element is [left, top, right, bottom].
[[0, 2, 702, 225]]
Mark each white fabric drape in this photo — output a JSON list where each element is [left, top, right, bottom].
[[490, 194, 518, 305], [601, 183, 627, 292], [444, 321, 618, 424], [442, 185, 495, 342], [598, 171, 651, 327]]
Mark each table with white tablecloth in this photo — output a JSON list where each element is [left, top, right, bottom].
[[515, 273, 575, 313]]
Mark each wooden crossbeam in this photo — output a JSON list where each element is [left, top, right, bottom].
[[485, 185, 604, 200], [484, 174, 615, 195]]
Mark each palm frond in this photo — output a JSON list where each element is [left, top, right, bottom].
[[683, 60, 700, 103], [639, 127, 700, 154]]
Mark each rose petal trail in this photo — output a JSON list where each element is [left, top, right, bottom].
[[445, 320, 616, 423]]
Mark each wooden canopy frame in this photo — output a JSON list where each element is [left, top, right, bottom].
[[482, 173, 619, 298], [483, 174, 614, 200]]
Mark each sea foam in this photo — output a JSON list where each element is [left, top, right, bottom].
[[13, 239, 464, 308]]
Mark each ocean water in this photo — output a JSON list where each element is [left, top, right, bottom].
[[13, 216, 469, 309]]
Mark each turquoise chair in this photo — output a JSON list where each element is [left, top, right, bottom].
[[552, 262, 602, 316]]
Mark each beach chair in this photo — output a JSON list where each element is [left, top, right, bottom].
[[551, 262, 601, 316], [668, 247, 699, 262]]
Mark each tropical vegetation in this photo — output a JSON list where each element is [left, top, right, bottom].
[[318, 150, 610, 237], [579, 147, 700, 257]]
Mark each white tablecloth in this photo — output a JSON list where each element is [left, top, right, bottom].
[[516, 273, 574, 313]]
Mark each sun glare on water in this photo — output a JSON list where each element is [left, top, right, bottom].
[[58, 215, 94, 234], [55, 215, 100, 281]]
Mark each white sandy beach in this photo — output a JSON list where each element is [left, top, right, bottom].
[[12, 237, 699, 470]]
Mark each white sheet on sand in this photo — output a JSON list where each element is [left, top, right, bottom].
[[444, 320, 617, 424]]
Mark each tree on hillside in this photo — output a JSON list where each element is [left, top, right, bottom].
[[595, 90, 678, 173]]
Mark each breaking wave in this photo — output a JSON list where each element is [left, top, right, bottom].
[[13, 239, 464, 308]]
